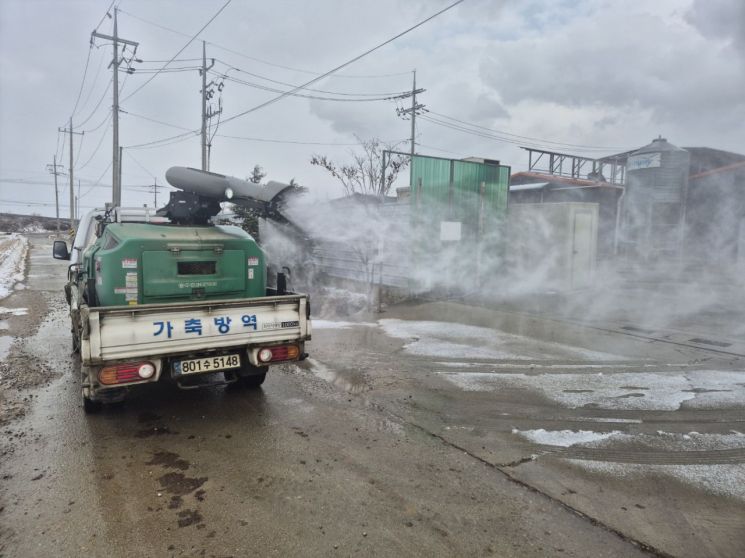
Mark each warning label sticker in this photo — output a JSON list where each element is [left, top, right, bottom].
[[122, 258, 137, 269]]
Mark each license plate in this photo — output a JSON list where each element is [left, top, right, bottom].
[[173, 353, 241, 375]]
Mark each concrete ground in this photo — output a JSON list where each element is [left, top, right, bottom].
[[1, 235, 743, 557]]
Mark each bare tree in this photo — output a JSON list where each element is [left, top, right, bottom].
[[231, 164, 267, 239], [248, 164, 266, 184], [311, 137, 408, 197]]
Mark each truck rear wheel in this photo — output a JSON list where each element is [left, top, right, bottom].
[[240, 372, 266, 389], [83, 392, 102, 414], [72, 327, 81, 354]]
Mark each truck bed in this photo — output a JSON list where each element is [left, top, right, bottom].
[[80, 294, 310, 364]]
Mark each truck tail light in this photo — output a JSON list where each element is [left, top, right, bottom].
[[99, 362, 156, 385], [257, 345, 300, 363]]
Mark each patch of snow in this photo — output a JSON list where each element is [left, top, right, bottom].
[[437, 362, 685, 370], [575, 417, 643, 424], [440, 370, 745, 411], [514, 428, 622, 447], [19, 225, 47, 233], [405, 339, 528, 360], [312, 319, 375, 330], [0, 320, 8, 330], [0, 234, 28, 299], [599, 431, 745, 452], [0, 307, 28, 316], [379, 319, 629, 362], [517, 428, 745, 452], [0, 335, 14, 360], [568, 460, 745, 501]]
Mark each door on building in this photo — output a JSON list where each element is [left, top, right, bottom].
[[571, 209, 594, 289]]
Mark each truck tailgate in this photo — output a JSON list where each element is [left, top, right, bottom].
[[82, 295, 310, 363]]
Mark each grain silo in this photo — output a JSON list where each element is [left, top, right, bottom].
[[620, 136, 690, 262]]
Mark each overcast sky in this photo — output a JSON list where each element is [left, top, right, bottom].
[[0, 0, 743, 218]]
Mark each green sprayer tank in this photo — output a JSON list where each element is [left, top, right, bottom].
[[84, 223, 266, 307]]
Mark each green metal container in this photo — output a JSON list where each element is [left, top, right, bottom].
[[84, 223, 266, 306]]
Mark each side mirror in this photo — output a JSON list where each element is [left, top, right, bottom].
[[53, 240, 71, 260]]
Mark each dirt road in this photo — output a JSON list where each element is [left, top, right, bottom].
[[1, 235, 743, 557]]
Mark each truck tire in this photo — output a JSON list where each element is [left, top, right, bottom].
[[240, 372, 266, 389], [83, 392, 102, 414], [72, 327, 81, 354]]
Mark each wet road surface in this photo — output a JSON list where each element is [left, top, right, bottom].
[[1, 235, 743, 557]]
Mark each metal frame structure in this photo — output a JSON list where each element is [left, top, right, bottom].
[[522, 147, 629, 185]]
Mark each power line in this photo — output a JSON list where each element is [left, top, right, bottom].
[[417, 142, 466, 156], [218, 0, 464, 127], [67, 0, 115, 120], [216, 133, 373, 146], [427, 110, 626, 151], [0, 199, 100, 212], [76, 116, 112, 171], [94, 0, 117, 33], [209, 42, 415, 80], [212, 59, 410, 97], [121, 109, 388, 147], [54, 130, 64, 161], [69, 44, 94, 119], [136, 58, 202, 64], [79, 162, 113, 199], [125, 130, 198, 150], [0, 177, 159, 191], [82, 109, 113, 134], [120, 0, 232, 103], [214, 72, 412, 102], [76, 76, 113, 128], [118, 8, 413, 79], [121, 109, 192, 131], [124, 149, 155, 179], [76, 45, 108, 117], [122, 1, 463, 151], [419, 114, 623, 154], [72, 133, 86, 168], [127, 66, 202, 74]]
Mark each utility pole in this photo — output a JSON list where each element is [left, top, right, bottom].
[[59, 119, 83, 223], [92, 7, 138, 207], [410, 70, 417, 159], [46, 156, 65, 234], [395, 70, 425, 183], [152, 178, 159, 207], [119, 146, 123, 202], [200, 41, 218, 171]]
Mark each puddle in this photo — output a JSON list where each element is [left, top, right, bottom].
[[305, 358, 367, 394], [441, 370, 745, 411], [379, 319, 629, 362]]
